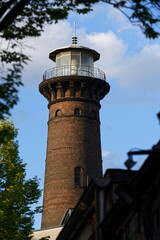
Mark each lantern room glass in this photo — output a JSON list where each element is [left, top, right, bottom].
[[56, 51, 94, 77], [71, 52, 80, 75]]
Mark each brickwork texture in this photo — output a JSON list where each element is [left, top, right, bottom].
[[40, 75, 110, 228]]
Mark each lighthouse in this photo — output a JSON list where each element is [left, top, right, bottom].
[[39, 31, 110, 228]]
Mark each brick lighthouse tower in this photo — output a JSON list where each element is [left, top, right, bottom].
[[39, 29, 110, 228]]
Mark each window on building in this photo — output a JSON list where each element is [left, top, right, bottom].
[[74, 108, 80, 116], [55, 109, 62, 117], [91, 110, 96, 119], [56, 52, 71, 76], [56, 52, 71, 67], [74, 167, 84, 187]]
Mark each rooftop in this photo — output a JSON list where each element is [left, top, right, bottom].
[[49, 45, 100, 62]]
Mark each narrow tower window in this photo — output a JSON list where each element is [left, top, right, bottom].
[[74, 108, 80, 116], [91, 110, 96, 119], [74, 167, 83, 187], [55, 109, 62, 117]]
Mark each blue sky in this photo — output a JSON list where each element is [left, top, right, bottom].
[[10, 2, 160, 229]]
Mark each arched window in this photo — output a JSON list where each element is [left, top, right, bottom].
[[55, 109, 62, 117], [74, 167, 83, 187], [91, 110, 96, 119], [74, 108, 80, 116]]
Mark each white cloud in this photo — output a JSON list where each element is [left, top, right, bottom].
[[102, 151, 124, 170], [82, 31, 160, 101], [116, 44, 160, 91], [102, 151, 110, 158], [82, 31, 126, 67], [82, 32, 160, 93]]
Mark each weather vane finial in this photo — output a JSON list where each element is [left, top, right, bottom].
[[72, 22, 77, 44]]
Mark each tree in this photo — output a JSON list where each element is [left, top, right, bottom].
[[0, 0, 160, 119], [0, 118, 43, 239]]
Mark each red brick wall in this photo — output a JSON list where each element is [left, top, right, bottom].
[[41, 100, 102, 228]]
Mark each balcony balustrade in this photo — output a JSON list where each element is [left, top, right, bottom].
[[43, 65, 106, 81]]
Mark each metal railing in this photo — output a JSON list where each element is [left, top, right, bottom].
[[43, 65, 106, 81]]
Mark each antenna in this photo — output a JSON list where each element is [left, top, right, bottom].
[[74, 21, 76, 38], [72, 22, 77, 45]]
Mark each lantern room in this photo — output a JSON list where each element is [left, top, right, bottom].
[[46, 45, 105, 79]]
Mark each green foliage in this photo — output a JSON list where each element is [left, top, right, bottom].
[[0, 118, 42, 239], [0, 0, 160, 119]]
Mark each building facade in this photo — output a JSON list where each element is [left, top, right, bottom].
[[56, 141, 160, 240], [39, 42, 110, 228]]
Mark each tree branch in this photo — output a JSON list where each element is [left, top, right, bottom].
[[0, 0, 30, 32], [0, 0, 17, 19]]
